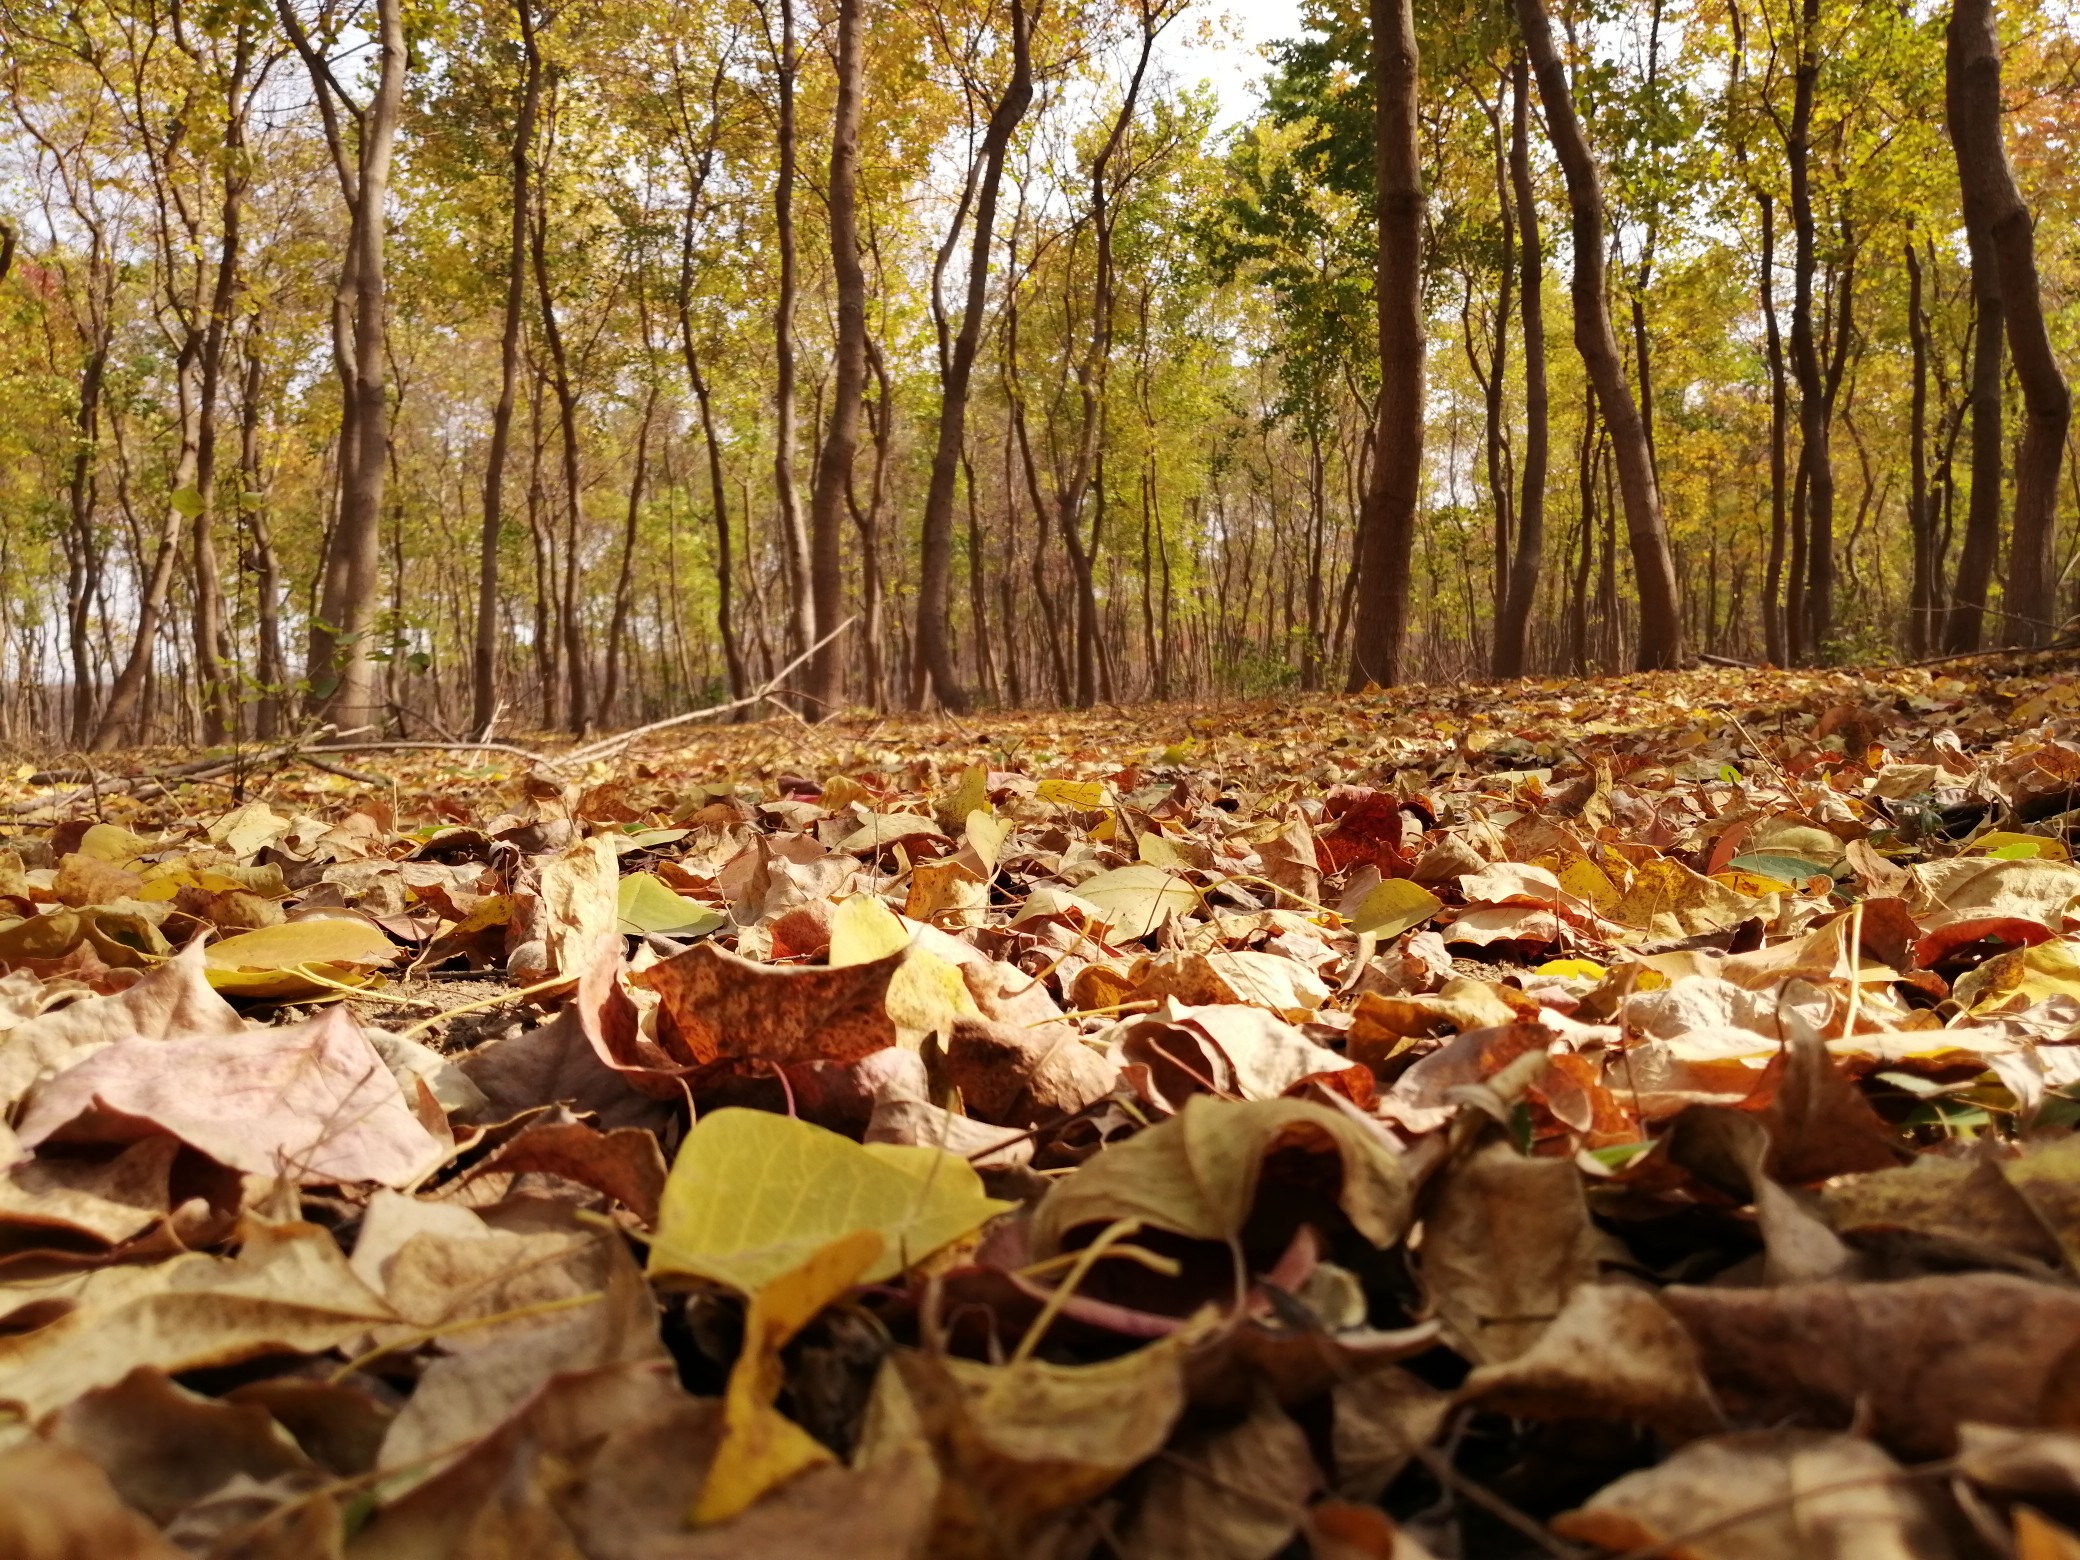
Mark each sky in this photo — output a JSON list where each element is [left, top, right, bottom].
[[1162, 0, 1308, 130]]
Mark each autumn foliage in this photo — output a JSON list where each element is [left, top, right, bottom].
[[4, 661, 2080, 1555]]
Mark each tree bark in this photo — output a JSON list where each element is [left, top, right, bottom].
[[805, 0, 868, 715], [473, 0, 541, 736], [1948, 0, 2070, 646], [1494, 52, 1546, 679], [281, 0, 405, 729], [1785, 0, 1834, 660], [1345, 0, 1425, 689], [1905, 234, 1936, 656], [913, 0, 1032, 712], [766, 0, 813, 666], [1514, 0, 1684, 669]]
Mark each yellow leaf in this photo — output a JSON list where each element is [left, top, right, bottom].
[[1535, 957, 1608, 981], [886, 946, 983, 1036], [1160, 738, 1198, 764], [648, 1108, 1008, 1294], [1137, 833, 1189, 870], [695, 1228, 883, 1524], [1349, 877, 1443, 938], [1075, 865, 1199, 938], [1712, 869, 1796, 896], [1555, 856, 1621, 911], [1037, 778, 1107, 810], [203, 918, 397, 998], [936, 764, 990, 830], [614, 872, 726, 937], [79, 824, 153, 867], [964, 810, 1011, 873], [1970, 831, 2070, 861], [904, 859, 988, 927], [829, 894, 911, 967], [206, 801, 291, 859]]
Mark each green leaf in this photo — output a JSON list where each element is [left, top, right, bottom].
[[1726, 853, 1836, 883], [169, 486, 203, 518], [647, 1107, 1009, 1293], [1348, 876, 1443, 938], [614, 873, 725, 939]]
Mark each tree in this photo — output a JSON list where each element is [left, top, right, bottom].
[[912, 0, 1034, 713], [1493, 51, 1547, 679], [1514, 0, 1685, 670], [1948, 0, 2070, 648], [1345, 0, 1424, 690], [278, 0, 406, 729]]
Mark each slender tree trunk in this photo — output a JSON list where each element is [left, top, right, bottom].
[[1494, 51, 1547, 679], [599, 383, 657, 724], [768, 0, 813, 664], [528, 108, 591, 734], [1515, 0, 1682, 669], [1905, 234, 1936, 656], [1949, 0, 2070, 646], [805, 0, 867, 715], [239, 326, 285, 738], [1947, 231, 2005, 652], [474, 0, 541, 736], [64, 288, 111, 748], [1346, 0, 1425, 689], [913, 0, 1032, 711], [1783, 0, 1836, 660]]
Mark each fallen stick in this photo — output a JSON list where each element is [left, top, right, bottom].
[[565, 616, 857, 765]]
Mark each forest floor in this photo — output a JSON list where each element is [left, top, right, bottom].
[[3, 655, 2080, 1557]]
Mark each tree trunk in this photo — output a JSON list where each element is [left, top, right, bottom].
[[239, 325, 286, 739], [1905, 234, 1936, 656], [1515, 0, 1683, 669], [1949, 0, 2070, 646], [599, 383, 657, 723], [768, 0, 813, 665], [284, 0, 406, 729], [1346, 0, 1425, 690], [1946, 231, 2005, 653], [1784, 0, 1836, 660], [474, 0, 541, 736], [913, 0, 1032, 712], [805, 0, 867, 714], [1494, 51, 1547, 679], [1759, 190, 1790, 665]]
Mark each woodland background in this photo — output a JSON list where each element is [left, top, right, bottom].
[[0, 0, 2077, 749]]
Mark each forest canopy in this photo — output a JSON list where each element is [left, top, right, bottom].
[[0, 0, 2076, 747]]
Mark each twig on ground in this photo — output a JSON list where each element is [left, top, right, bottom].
[[565, 616, 857, 765]]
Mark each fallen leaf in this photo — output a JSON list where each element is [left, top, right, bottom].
[[647, 1107, 1008, 1292], [637, 940, 902, 1068], [203, 918, 398, 999]]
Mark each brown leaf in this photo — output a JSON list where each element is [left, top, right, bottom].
[[1118, 1392, 1319, 1560], [1756, 1022, 1909, 1185], [1663, 1273, 2080, 1457], [0, 1219, 396, 1420], [0, 938, 244, 1111], [0, 1440, 185, 1560], [942, 1015, 1120, 1128], [1553, 1430, 1956, 1560], [1419, 1136, 1602, 1364], [468, 1117, 668, 1224], [16, 1005, 445, 1187], [49, 1366, 319, 1525], [635, 940, 901, 1068]]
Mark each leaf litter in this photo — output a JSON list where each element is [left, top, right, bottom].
[[7, 663, 2080, 1554]]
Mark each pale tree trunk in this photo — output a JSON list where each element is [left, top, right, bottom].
[[1514, 0, 1684, 669], [1494, 52, 1547, 679], [279, 0, 405, 728], [474, 0, 541, 736], [1346, 0, 1424, 689], [913, 0, 1032, 712], [805, 0, 867, 715], [1949, 0, 2070, 646]]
